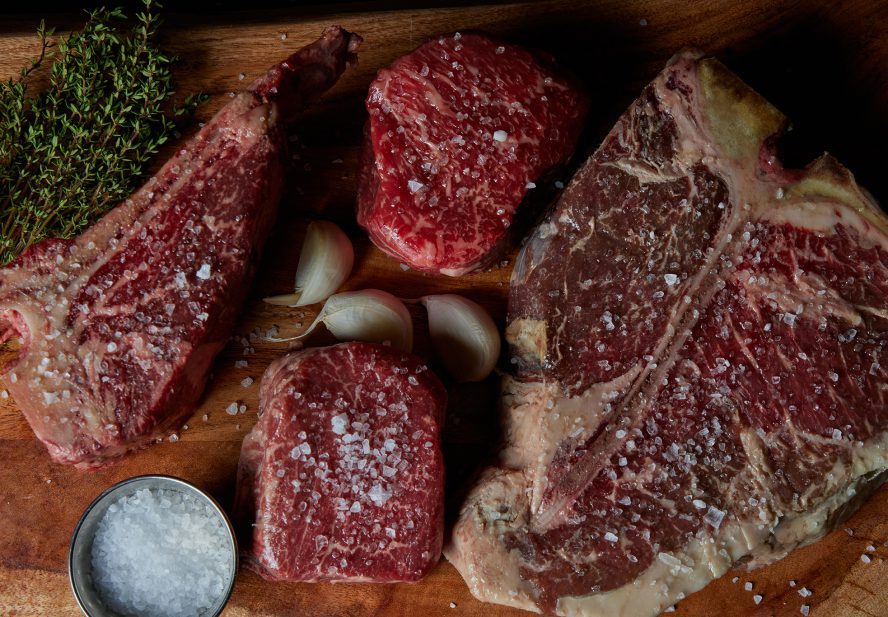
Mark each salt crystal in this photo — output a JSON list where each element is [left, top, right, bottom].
[[106, 342, 118, 353], [861, 554, 872, 563], [241, 377, 254, 387], [196, 263, 212, 280], [801, 605, 810, 616], [0, 390, 8, 399], [493, 130, 508, 142], [226, 403, 238, 415], [753, 594, 762, 604], [526, 181, 536, 189], [407, 179, 424, 193], [744, 582, 753, 591], [449, 602, 457, 609], [235, 360, 248, 369], [368, 483, 392, 506], [604, 531, 619, 543], [331, 413, 349, 435], [90, 487, 232, 617], [798, 587, 811, 598], [704, 505, 725, 529], [664, 273, 679, 286]]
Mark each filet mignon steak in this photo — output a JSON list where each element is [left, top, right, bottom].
[[357, 32, 588, 276], [447, 50, 888, 616], [236, 342, 447, 582], [0, 27, 361, 468]]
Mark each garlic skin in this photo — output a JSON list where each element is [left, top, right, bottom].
[[264, 220, 354, 307], [300, 289, 413, 352], [421, 294, 500, 382]]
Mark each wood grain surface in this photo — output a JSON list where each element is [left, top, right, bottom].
[[1, 1, 886, 616]]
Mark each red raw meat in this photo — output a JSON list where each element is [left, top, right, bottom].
[[236, 342, 446, 582], [358, 31, 588, 276], [0, 27, 361, 468], [448, 50, 888, 616]]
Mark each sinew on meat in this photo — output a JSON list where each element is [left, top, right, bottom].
[[447, 50, 888, 616], [236, 342, 446, 582], [0, 27, 361, 468], [358, 32, 588, 276]]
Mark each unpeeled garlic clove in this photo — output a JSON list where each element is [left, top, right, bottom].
[[298, 289, 413, 351], [421, 294, 500, 382], [264, 220, 354, 307]]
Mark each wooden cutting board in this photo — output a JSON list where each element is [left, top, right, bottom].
[[1, 1, 886, 616]]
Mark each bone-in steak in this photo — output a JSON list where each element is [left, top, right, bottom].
[[357, 32, 588, 276], [0, 27, 361, 468], [447, 50, 888, 616], [236, 342, 446, 582]]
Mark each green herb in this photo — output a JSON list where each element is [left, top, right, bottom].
[[0, 0, 205, 264]]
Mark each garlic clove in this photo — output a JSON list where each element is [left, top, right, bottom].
[[264, 220, 354, 307], [421, 294, 500, 382], [298, 289, 413, 351]]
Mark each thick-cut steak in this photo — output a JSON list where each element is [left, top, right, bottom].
[[357, 32, 588, 276], [0, 27, 361, 468], [235, 342, 446, 582], [447, 50, 888, 616]]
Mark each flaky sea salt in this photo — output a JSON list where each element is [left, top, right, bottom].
[[196, 263, 212, 280], [90, 487, 232, 617]]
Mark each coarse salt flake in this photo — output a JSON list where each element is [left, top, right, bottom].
[[331, 413, 349, 435], [196, 263, 212, 280]]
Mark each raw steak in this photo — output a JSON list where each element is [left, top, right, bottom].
[[0, 27, 361, 468], [357, 32, 588, 276], [235, 342, 446, 582], [447, 50, 888, 616]]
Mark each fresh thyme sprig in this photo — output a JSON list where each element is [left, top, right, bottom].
[[0, 1, 205, 264]]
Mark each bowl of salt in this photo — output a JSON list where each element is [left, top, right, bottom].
[[69, 475, 238, 617]]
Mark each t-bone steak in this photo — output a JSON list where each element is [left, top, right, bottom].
[[447, 49, 888, 616], [235, 342, 447, 582], [357, 32, 588, 276], [0, 27, 361, 468]]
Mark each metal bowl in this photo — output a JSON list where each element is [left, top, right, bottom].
[[68, 475, 238, 617]]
